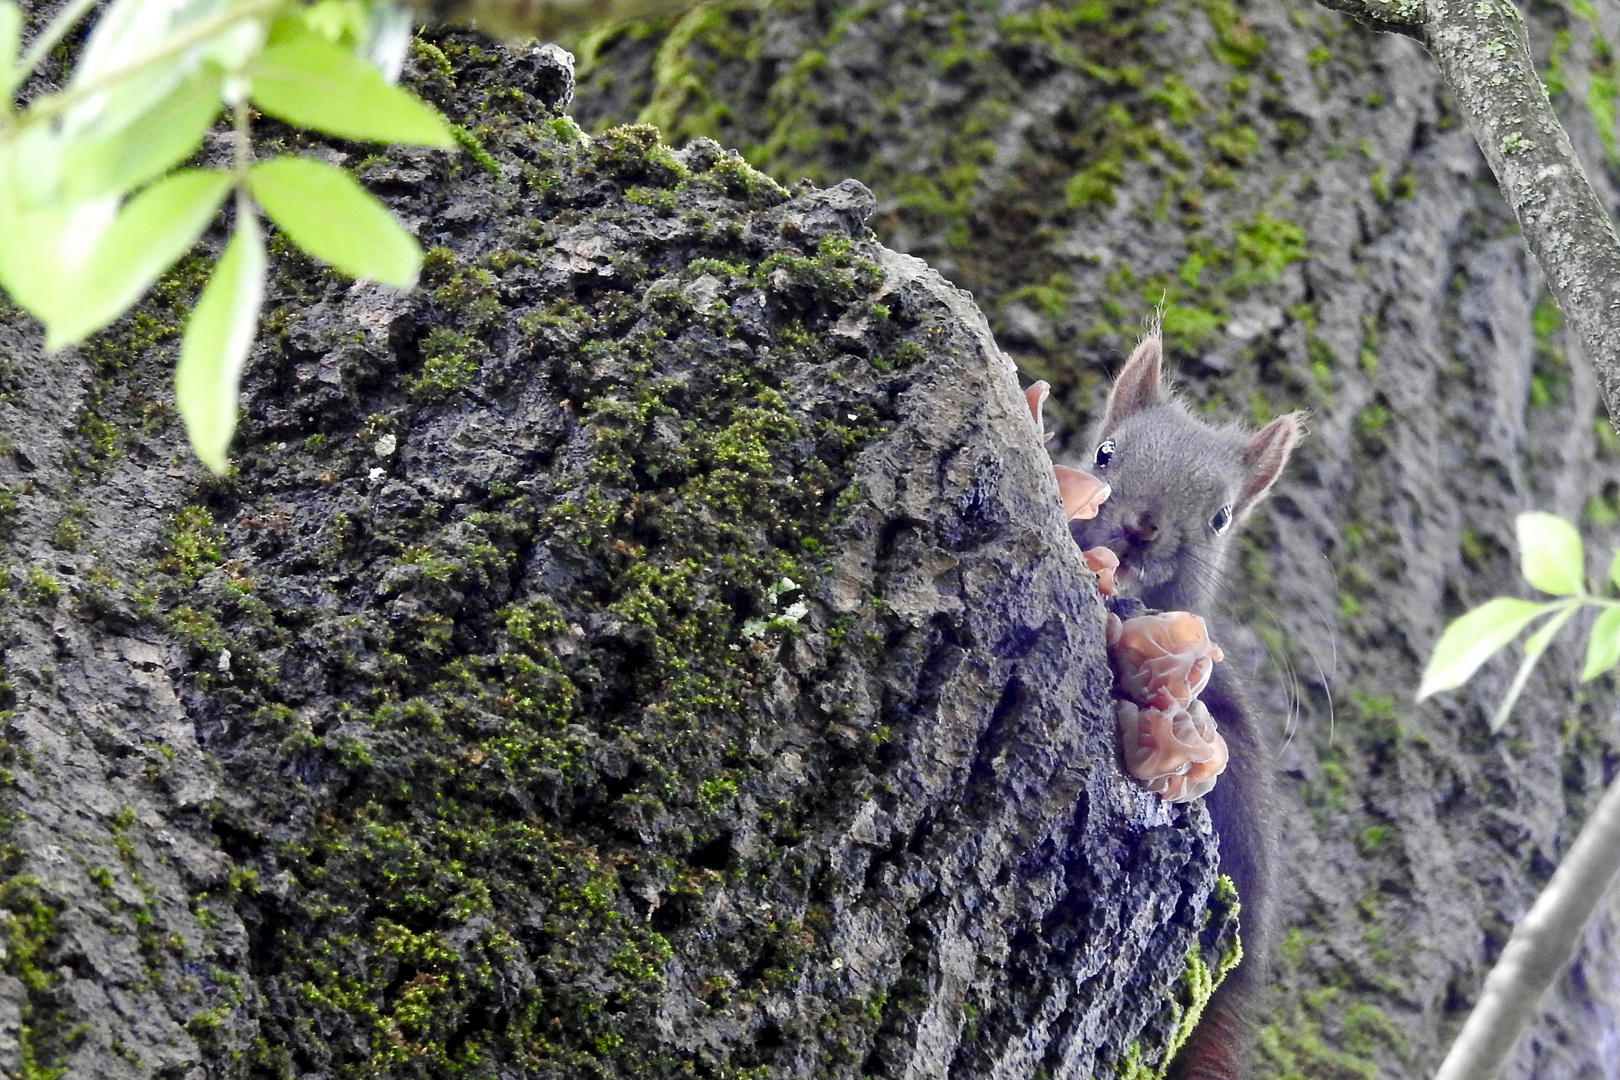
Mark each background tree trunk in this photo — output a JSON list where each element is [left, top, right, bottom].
[[0, 34, 1235, 1080], [562, 0, 1620, 1076]]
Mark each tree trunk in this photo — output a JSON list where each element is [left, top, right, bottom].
[[0, 38, 1232, 1079], [564, 0, 1620, 1077]]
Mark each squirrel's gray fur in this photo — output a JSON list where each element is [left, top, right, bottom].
[[1068, 333, 1303, 1080]]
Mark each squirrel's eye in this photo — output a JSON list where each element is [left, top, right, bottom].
[[1210, 505, 1233, 534], [1094, 439, 1117, 469]]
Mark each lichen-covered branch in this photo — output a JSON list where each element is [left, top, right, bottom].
[[1318, 0, 1620, 434], [1313, 0, 1424, 38], [1433, 775, 1620, 1080]]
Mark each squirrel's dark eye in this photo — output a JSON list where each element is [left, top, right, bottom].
[[1210, 505, 1233, 534], [1094, 439, 1116, 469]]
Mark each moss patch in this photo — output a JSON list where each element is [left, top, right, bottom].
[[97, 31, 941, 1078]]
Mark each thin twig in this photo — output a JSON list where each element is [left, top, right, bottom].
[[231, 93, 252, 179], [1312, 0, 1424, 38], [1321, 0, 1620, 435], [1433, 772, 1620, 1080]]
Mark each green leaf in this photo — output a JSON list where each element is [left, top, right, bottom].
[[1583, 607, 1620, 681], [1489, 604, 1577, 731], [62, 67, 223, 201], [0, 128, 81, 320], [1518, 511, 1585, 596], [299, 0, 369, 47], [1417, 596, 1554, 700], [247, 156, 420, 287], [176, 210, 266, 474], [1610, 547, 1620, 594], [248, 33, 453, 147], [46, 170, 232, 349]]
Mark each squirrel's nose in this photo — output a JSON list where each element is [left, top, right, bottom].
[[1123, 511, 1158, 544]]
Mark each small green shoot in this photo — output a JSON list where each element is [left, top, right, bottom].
[[0, 0, 458, 475], [1419, 512, 1620, 729]]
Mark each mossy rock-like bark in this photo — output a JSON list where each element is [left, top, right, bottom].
[[0, 34, 1234, 1080], [572, 0, 1620, 1076]]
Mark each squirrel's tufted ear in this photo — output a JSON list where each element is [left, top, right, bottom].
[[1101, 335, 1166, 434], [1236, 411, 1306, 519]]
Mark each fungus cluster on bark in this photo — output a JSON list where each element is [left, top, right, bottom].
[[1024, 379, 1230, 804], [1109, 612, 1229, 803]]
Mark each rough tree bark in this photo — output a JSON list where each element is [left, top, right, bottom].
[[0, 35, 1233, 1080], [1301, 2, 1620, 1074], [565, 0, 1620, 1077]]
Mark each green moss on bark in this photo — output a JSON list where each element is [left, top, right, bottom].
[[77, 32, 935, 1078]]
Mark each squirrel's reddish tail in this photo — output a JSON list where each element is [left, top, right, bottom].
[[1167, 989, 1254, 1080], [1167, 660, 1275, 1080]]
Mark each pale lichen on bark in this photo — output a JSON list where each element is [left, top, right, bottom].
[[1319, 0, 1620, 435]]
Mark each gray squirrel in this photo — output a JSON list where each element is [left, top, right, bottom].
[[1065, 333, 1303, 1080]]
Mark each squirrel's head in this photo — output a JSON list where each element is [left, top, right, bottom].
[[1069, 334, 1304, 612]]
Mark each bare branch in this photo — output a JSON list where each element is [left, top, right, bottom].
[[1433, 772, 1620, 1080], [1312, 0, 1424, 39], [1320, 0, 1620, 434]]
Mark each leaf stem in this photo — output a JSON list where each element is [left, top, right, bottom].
[[9, 0, 283, 135], [13, 0, 100, 86], [231, 94, 252, 181]]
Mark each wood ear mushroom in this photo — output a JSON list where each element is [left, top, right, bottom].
[[1109, 612, 1229, 803], [1022, 377, 1228, 803], [1023, 379, 1111, 521]]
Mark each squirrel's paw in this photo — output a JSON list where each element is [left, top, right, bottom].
[[1108, 611, 1228, 803]]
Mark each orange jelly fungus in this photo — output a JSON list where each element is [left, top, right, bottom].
[[1053, 464, 1110, 521], [1110, 612, 1229, 803], [1081, 546, 1118, 596], [1025, 381, 1056, 443]]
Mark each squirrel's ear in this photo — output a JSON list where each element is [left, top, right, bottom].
[[1100, 335, 1166, 433], [1236, 411, 1305, 518]]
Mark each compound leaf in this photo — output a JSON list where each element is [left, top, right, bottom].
[[1418, 597, 1553, 701]]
